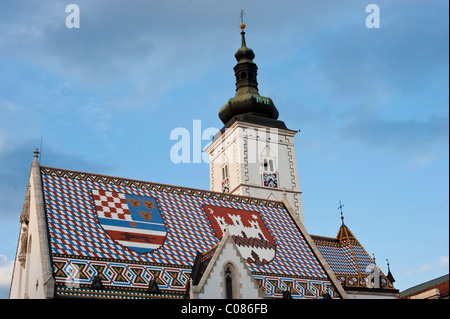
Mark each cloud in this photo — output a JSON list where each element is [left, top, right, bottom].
[[418, 256, 449, 273], [406, 256, 449, 276], [0, 254, 13, 299], [339, 114, 449, 162], [0, 138, 115, 221], [0, 1, 249, 113], [438, 256, 449, 266], [0, 1, 231, 83], [306, 0, 449, 101], [2, 0, 447, 117]]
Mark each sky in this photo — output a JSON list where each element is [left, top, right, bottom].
[[0, 0, 448, 298]]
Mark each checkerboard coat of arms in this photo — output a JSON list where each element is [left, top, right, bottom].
[[203, 205, 276, 266], [92, 190, 167, 254]]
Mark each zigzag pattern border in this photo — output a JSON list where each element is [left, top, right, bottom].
[[41, 167, 285, 209], [51, 253, 191, 268], [52, 256, 191, 292]]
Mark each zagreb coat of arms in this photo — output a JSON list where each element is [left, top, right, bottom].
[[203, 205, 276, 266]]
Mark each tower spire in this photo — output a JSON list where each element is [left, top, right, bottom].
[[218, 16, 287, 130], [386, 259, 396, 283], [338, 201, 345, 225], [233, 19, 256, 91], [207, 18, 304, 224]]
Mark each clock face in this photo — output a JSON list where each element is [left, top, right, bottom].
[[263, 173, 278, 188], [222, 179, 230, 193]]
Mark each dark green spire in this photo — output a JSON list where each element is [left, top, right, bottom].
[[218, 23, 288, 130], [234, 29, 258, 96]]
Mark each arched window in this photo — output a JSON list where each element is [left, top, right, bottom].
[[223, 262, 241, 299], [225, 265, 233, 299]]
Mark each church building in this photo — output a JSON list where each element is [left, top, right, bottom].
[[9, 22, 398, 299]]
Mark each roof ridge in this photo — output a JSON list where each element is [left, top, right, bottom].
[[310, 234, 339, 242], [40, 166, 286, 208]]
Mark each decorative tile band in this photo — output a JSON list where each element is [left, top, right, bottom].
[[253, 275, 338, 299], [54, 283, 184, 299], [53, 256, 191, 292]]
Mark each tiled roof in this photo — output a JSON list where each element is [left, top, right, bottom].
[[41, 166, 341, 299], [311, 224, 396, 290]]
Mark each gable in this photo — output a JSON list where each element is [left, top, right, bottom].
[[193, 231, 267, 299], [9, 159, 55, 299], [40, 166, 341, 299]]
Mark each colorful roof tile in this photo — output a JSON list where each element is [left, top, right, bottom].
[[311, 224, 396, 290], [40, 166, 342, 299]]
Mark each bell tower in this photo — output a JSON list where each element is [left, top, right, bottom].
[[205, 22, 304, 223]]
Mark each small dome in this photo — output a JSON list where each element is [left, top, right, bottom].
[[234, 31, 255, 62], [234, 45, 255, 62]]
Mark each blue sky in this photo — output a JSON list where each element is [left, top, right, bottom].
[[0, 0, 448, 298]]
